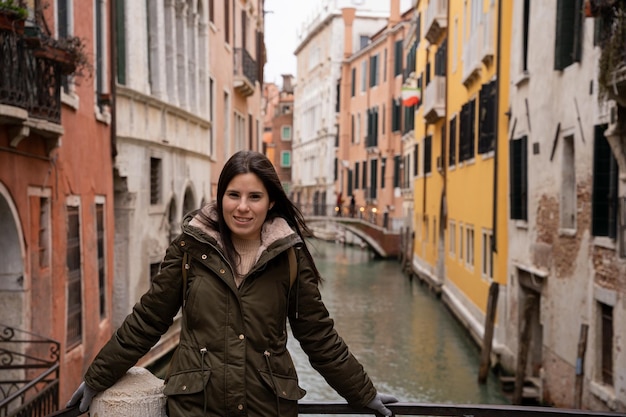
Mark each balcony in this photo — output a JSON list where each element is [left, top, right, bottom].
[[0, 24, 65, 151], [233, 48, 258, 97], [423, 76, 445, 124], [0, 323, 60, 417], [424, 0, 447, 44], [462, 29, 481, 86]]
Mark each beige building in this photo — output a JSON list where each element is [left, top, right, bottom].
[[292, 0, 409, 215], [112, 0, 265, 370]]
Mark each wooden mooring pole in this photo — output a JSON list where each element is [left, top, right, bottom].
[[574, 323, 588, 409], [513, 293, 538, 405], [478, 282, 499, 384]]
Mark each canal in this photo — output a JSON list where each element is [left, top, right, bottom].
[[289, 238, 509, 407]]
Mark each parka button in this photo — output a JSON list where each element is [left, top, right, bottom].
[[219, 268, 225, 274], [237, 404, 243, 410], [202, 254, 207, 259], [180, 241, 186, 246], [239, 334, 245, 340], [182, 385, 187, 391]]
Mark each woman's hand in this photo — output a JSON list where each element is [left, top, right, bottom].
[[366, 392, 398, 416], [67, 381, 99, 412]]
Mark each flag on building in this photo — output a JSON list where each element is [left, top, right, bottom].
[[401, 84, 420, 107]]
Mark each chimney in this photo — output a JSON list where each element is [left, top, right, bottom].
[[341, 7, 356, 58], [281, 74, 294, 93], [388, 0, 400, 28]]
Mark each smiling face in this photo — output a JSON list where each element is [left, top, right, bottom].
[[222, 173, 274, 240]]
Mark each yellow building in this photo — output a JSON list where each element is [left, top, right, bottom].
[[411, 0, 512, 356]]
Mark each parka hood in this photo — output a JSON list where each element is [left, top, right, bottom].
[[184, 203, 301, 255]]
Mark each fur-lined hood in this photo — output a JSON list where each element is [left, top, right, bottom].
[[184, 203, 301, 258]]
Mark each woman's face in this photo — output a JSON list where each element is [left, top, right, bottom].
[[222, 173, 274, 240]]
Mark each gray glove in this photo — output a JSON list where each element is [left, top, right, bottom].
[[67, 381, 99, 412], [366, 392, 398, 416]]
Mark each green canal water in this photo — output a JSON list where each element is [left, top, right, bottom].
[[288, 238, 509, 406]]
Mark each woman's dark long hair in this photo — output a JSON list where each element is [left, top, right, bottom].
[[205, 150, 321, 282]]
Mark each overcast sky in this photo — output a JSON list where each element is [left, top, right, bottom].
[[263, 0, 316, 86]]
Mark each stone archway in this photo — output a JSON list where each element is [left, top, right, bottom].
[[0, 183, 25, 329]]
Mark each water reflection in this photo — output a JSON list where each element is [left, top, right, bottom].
[[289, 238, 509, 408]]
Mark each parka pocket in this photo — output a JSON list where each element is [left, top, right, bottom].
[[258, 370, 306, 401], [163, 369, 211, 396]]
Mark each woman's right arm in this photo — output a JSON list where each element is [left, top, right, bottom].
[[84, 238, 186, 391]]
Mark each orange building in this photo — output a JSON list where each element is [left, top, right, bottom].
[[0, 0, 115, 410]]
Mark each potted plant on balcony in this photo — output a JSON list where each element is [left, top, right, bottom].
[[0, 0, 27, 34], [33, 34, 91, 76]]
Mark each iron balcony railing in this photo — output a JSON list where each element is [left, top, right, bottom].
[[0, 324, 60, 417], [233, 47, 258, 86], [0, 27, 63, 124], [49, 402, 626, 417]]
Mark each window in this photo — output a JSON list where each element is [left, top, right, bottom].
[[393, 155, 401, 188], [510, 136, 528, 220], [459, 99, 476, 162], [366, 107, 379, 147], [39, 196, 51, 268], [391, 98, 402, 132], [522, 0, 530, 71], [66, 203, 82, 349], [351, 68, 356, 96], [354, 163, 360, 190], [95, 0, 108, 110], [599, 302, 614, 385], [554, 0, 583, 70], [96, 200, 106, 319], [459, 224, 464, 261], [359, 35, 369, 49], [281, 125, 292, 141], [280, 151, 291, 167], [361, 60, 367, 92], [561, 135, 576, 229], [224, 0, 230, 44], [482, 229, 493, 280], [381, 157, 386, 188], [394, 40, 403, 76], [424, 135, 432, 174], [150, 157, 162, 205], [56, 0, 71, 92], [478, 81, 496, 154], [449, 115, 457, 166], [369, 54, 379, 87], [209, 0, 214, 23], [449, 221, 456, 257], [465, 226, 475, 268], [413, 144, 419, 176], [370, 159, 378, 199], [592, 124, 618, 237], [362, 160, 367, 191]]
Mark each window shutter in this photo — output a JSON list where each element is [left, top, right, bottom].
[[554, 0, 576, 70]]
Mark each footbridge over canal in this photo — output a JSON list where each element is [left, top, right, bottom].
[[303, 215, 402, 259]]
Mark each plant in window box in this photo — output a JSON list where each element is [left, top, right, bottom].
[[596, 0, 626, 106], [33, 34, 93, 77], [0, 0, 27, 34]]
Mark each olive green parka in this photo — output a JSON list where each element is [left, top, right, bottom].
[[84, 205, 377, 416]]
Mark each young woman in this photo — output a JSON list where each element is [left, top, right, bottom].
[[68, 150, 397, 416]]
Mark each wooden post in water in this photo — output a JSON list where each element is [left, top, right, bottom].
[[478, 282, 499, 383], [513, 293, 538, 405], [574, 323, 588, 409]]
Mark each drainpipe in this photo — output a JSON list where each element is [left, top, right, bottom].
[[491, 0, 502, 254], [109, 0, 117, 159]]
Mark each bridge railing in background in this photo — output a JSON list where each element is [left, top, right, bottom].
[[295, 203, 400, 231], [43, 368, 626, 417]]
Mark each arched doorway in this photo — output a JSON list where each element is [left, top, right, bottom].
[[0, 183, 26, 329]]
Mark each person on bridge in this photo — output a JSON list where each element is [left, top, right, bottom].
[[67, 150, 397, 417]]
